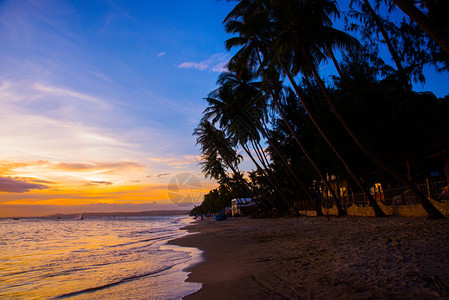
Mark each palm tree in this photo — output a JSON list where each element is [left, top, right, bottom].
[[391, 0, 449, 56], [225, 0, 383, 216], [224, 1, 346, 216], [193, 119, 253, 197], [269, 0, 442, 218], [203, 72, 299, 214], [349, 0, 409, 88], [221, 0, 445, 218]]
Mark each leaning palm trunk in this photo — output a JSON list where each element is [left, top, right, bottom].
[[285, 69, 385, 217], [255, 140, 272, 171], [252, 132, 313, 215], [392, 0, 449, 56], [223, 158, 274, 211], [242, 143, 299, 215], [257, 59, 343, 215], [305, 54, 443, 219], [255, 47, 345, 216], [254, 110, 324, 216], [271, 94, 345, 216], [251, 140, 271, 172], [362, 0, 408, 87]]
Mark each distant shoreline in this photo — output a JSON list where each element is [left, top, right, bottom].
[[47, 210, 190, 218], [0, 210, 190, 219]]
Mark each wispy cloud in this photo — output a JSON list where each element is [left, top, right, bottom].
[[148, 155, 199, 168], [177, 53, 229, 72], [55, 161, 143, 172], [33, 84, 110, 108], [156, 173, 171, 178], [86, 181, 113, 186], [0, 81, 140, 163], [177, 62, 208, 71], [0, 0, 221, 209], [0, 159, 147, 189], [0, 176, 50, 193], [212, 62, 228, 73]]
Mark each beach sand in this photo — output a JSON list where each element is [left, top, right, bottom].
[[169, 216, 449, 299]]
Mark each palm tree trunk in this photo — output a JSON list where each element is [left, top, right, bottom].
[[362, 0, 409, 87], [328, 48, 343, 78], [255, 49, 336, 216], [251, 140, 271, 171], [305, 53, 443, 219], [242, 143, 299, 215], [285, 69, 383, 217], [272, 93, 346, 217], [392, 0, 449, 56], [242, 143, 287, 211], [223, 158, 275, 211], [255, 109, 324, 216], [255, 140, 272, 171]]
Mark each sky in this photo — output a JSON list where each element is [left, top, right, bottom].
[[0, 0, 237, 217], [0, 0, 447, 217]]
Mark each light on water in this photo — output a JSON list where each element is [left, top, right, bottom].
[[0, 216, 201, 299]]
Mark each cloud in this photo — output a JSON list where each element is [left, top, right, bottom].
[[55, 161, 144, 172], [157, 52, 166, 57], [156, 173, 171, 178], [177, 53, 229, 72], [0, 159, 148, 192], [148, 155, 198, 168], [0, 176, 50, 193], [33, 83, 110, 108], [56, 162, 96, 170], [212, 62, 228, 73], [177, 62, 208, 71], [0, 84, 140, 163], [86, 181, 113, 186], [23, 178, 55, 185]]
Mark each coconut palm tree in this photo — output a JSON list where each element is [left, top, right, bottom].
[[225, 0, 378, 216], [203, 72, 299, 214], [268, 0, 442, 218], [193, 119, 253, 197], [348, 0, 409, 88], [224, 1, 346, 216], [390, 0, 449, 56]]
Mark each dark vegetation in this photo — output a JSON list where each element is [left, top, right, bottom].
[[191, 0, 449, 218]]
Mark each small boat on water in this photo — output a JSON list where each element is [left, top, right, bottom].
[[13, 217, 20, 220], [77, 214, 84, 220]]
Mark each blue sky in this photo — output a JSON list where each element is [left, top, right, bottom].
[[0, 0, 447, 217], [0, 0, 238, 216], [0, 0, 236, 163]]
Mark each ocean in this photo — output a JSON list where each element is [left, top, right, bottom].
[[0, 216, 201, 299]]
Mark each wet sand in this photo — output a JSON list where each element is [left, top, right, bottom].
[[169, 216, 449, 299]]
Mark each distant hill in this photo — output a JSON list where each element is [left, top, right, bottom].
[[47, 210, 190, 218]]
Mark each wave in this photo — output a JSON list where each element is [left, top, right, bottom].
[[52, 264, 176, 299], [104, 233, 178, 249]]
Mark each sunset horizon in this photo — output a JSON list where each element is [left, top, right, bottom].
[[2, 1, 449, 299], [0, 0, 233, 218]]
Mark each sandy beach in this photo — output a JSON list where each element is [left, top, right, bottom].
[[169, 216, 449, 299]]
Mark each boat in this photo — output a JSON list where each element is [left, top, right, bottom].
[[214, 213, 227, 221], [77, 214, 84, 220]]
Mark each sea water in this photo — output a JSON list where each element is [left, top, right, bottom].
[[0, 216, 201, 299]]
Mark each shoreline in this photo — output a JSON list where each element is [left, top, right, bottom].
[[169, 216, 449, 299]]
